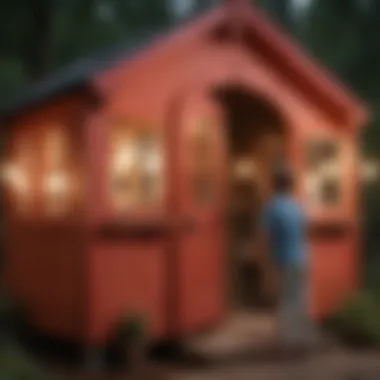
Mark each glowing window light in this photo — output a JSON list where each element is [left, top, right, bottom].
[[304, 174, 321, 204], [110, 134, 137, 211], [42, 127, 74, 216], [233, 159, 257, 180], [109, 124, 166, 209], [145, 151, 163, 174], [361, 160, 379, 182], [44, 171, 69, 195], [113, 142, 135, 174], [319, 161, 340, 178], [2, 164, 29, 196], [45, 128, 67, 165], [43, 170, 70, 215], [1, 163, 31, 214], [139, 143, 164, 204]]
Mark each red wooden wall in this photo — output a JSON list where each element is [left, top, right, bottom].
[[5, 94, 90, 340]]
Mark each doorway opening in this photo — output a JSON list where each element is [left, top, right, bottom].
[[213, 84, 288, 313]]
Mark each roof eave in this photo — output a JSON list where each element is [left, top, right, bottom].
[[0, 81, 96, 123]]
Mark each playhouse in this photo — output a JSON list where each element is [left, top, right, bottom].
[[0, 0, 368, 348]]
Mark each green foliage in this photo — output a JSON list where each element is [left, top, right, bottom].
[[364, 254, 380, 296], [0, 295, 28, 336], [0, 345, 52, 380], [115, 313, 147, 344], [324, 292, 380, 347], [0, 295, 51, 379]]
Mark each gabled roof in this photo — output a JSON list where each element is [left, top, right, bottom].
[[0, 0, 369, 125]]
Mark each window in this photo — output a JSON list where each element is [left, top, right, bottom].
[[109, 121, 164, 212], [305, 139, 341, 206], [110, 128, 138, 211], [137, 131, 164, 204], [3, 133, 34, 216], [43, 126, 74, 217], [3, 125, 82, 219]]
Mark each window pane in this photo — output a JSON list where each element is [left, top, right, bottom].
[[320, 178, 339, 205], [5, 132, 35, 216], [305, 139, 342, 206], [43, 126, 74, 217], [137, 132, 164, 205], [109, 122, 164, 211], [109, 126, 138, 212]]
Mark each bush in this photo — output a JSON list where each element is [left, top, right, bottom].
[[0, 295, 28, 339], [112, 312, 149, 370], [324, 292, 380, 348], [0, 295, 51, 379], [115, 313, 147, 344], [0, 345, 52, 380]]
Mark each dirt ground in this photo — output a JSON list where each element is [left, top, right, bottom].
[[171, 350, 380, 380], [20, 312, 380, 380], [55, 349, 380, 380]]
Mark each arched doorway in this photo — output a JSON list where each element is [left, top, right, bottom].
[[169, 82, 289, 336], [213, 84, 288, 312]]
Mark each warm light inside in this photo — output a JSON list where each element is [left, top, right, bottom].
[[233, 158, 256, 180], [112, 141, 135, 175], [141, 145, 163, 175], [319, 161, 340, 178], [1, 162, 31, 215], [43, 126, 73, 217], [2, 164, 29, 195], [44, 171, 69, 195], [43, 170, 70, 216], [361, 160, 379, 182], [304, 139, 343, 207], [304, 174, 322, 205], [109, 123, 164, 212]]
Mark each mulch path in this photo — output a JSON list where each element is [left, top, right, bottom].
[[57, 365, 170, 380]]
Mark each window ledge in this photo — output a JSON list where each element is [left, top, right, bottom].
[[308, 218, 355, 239], [95, 215, 171, 239]]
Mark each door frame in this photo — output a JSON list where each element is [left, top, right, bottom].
[[164, 79, 296, 338], [165, 84, 229, 338]]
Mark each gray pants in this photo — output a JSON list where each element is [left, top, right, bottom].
[[277, 265, 316, 347]]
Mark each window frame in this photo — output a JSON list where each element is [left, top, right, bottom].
[[304, 138, 344, 209], [108, 119, 165, 214]]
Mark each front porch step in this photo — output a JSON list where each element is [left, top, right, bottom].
[[185, 311, 277, 362]]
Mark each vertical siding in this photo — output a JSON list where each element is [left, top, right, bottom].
[[5, 93, 91, 341]]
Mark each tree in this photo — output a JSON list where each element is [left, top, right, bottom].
[[26, 0, 55, 80]]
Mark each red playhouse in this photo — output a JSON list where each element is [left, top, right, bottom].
[[0, 0, 368, 349]]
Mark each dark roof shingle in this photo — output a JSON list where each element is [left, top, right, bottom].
[[0, 26, 174, 118]]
